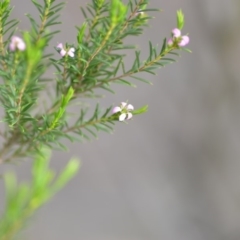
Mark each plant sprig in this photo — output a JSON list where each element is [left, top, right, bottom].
[[0, 0, 190, 238], [0, 0, 190, 164], [0, 148, 80, 240]]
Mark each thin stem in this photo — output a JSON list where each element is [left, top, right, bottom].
[[82, 46, 174, 93], [81, 25, 115, 79], [110, 0, 145, 53], [15, 63, 34, 123], [64, 116, 112, 134], [36, 1, 51, 42], [95, 0, 144, 72], [85, 8, 101, 43], [11, 51, 19, 77], [120, 0, 144, 36]]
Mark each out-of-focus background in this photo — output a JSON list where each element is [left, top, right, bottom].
[[1, 0, 240, 239]]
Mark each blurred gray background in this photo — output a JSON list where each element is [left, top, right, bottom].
[[1, 0, 240, 239]]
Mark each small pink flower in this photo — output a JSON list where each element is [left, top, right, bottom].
[[113, 102, 134, 121], [178, 35, 190, 47], [57, 43, 75, 57], [9, 36, 26, 52], [168, 28, 190, 47], [172, 28, 181, 38]]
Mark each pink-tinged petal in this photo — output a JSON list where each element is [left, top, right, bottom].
[[167, 38, 173, 46], [172, 28, 181, 38], [60, 49, 66, 57], [121, 102, 127, 108], [127, 113, 133, 120], [9, 42, 16, 51], [178, 35, 190, 47], [11, 36, 21, 43], [181, 35, 189, 43], [112, 106, 121, 113], [57, 43, 63, 49], [17, 41, 26, 51], [69, 47, 75, 52], [9, 36, 25, 51], [11, 36, 18, 41], [119, 113, 127, 121], [127, 104, 134, 111], [67, 50, 75, 57]]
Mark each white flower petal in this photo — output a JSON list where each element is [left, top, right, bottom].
[[68, 50, 75, 57], [17, 41, 26, 51], [60, 49, 66, 57], [121, 102, 127, 108], [112, 106, 121, 113], [69, 47, 75, 52], [127, 113, 133, 120], [127, 104, 134, 111], [119, 113, 127, 121]]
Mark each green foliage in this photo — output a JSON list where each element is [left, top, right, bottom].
[[0, 0, 190, 164], [177, 9, 185, 30], [110, 0, 127, 25], [0, 148, 80, 240], [132, 105, 148, 115], [27, 0, 65, 42], [0, 0, 18, 39], [49, 87, 74, 130]]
